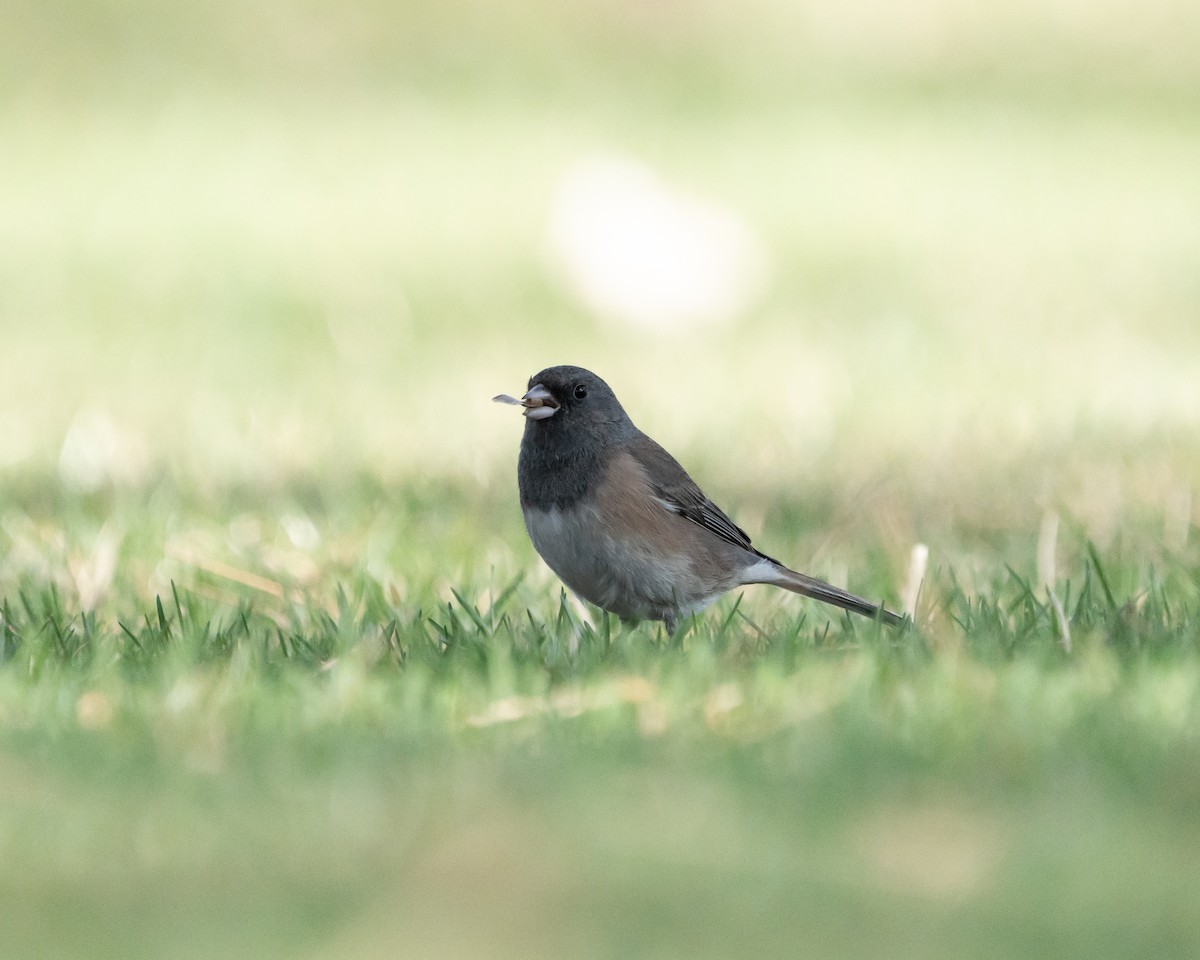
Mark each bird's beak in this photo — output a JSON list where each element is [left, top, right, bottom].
[[519, 383, 559, 420], [492, 383, 559, 420]]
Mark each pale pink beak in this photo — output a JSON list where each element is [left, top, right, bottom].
[[492, 383, 559, 420]]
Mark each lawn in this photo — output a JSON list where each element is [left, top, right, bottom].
[[3, 0, 1200, 957]]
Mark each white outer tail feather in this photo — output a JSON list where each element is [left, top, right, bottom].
[[741, 558, 905, 626]]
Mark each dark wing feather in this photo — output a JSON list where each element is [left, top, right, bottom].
[[627, 434, 766, 557], [627, 434, 905, 625]]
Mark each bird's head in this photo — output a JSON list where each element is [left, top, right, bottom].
[[494, 365, 630, 435]]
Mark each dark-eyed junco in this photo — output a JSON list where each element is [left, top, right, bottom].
[[495, 365, 904, 632]]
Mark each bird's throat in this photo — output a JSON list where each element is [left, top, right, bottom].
[[518, 423, 606, 511]]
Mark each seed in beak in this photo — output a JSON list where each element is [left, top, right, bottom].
[[493, 385, 559, 419], [520, 383, 559, 420]]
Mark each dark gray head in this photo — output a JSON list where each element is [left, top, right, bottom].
[[520, 365, 630, 431], [498, 365, 637, 509]]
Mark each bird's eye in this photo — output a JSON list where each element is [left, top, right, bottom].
[[573, 383, 588, 400]]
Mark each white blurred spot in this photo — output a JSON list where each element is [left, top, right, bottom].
[[75, 691, 114, 731], [282, 513, 320, 551], [903, 543, 929, 620], [59, 409, 122, 491], [703, 683, 743, 729], [70, 524, 121, 610], [1037, 511, 1059, 590], [546, 153, 770, 332], [166, 677, 201, 715]]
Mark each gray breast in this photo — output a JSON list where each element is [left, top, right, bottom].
[[522, 503, 723, 622]]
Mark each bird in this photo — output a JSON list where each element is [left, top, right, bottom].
[[494, 365, 905, 633]]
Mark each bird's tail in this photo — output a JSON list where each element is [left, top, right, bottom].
[[747, 560, 906, 626]]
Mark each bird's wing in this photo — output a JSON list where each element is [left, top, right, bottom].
[[627, 434, 763, 556]]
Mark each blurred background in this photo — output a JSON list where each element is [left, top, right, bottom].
[[4, 0, 1198, 496], [4, 4, 1200, 959]]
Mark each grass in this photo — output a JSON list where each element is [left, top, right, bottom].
[[3, 474, 1200, 959], [4, 0, 1200, 956]]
